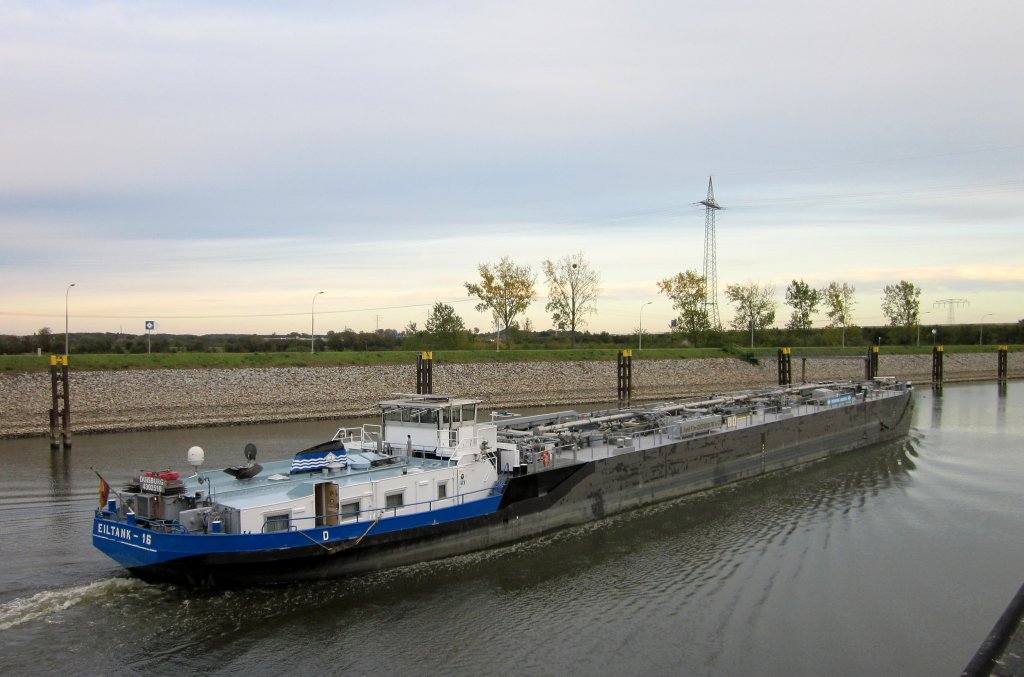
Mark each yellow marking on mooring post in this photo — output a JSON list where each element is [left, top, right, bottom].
[[622, 349, 632, 357], [50, 355, 69, 366], [421, 351, 432, 360]]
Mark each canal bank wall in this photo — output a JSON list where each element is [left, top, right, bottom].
[[0, 353, 1019, 438]]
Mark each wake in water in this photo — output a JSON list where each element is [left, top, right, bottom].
[[0, 577, 145, 630]]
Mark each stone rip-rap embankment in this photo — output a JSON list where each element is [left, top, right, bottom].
[[0, 353, 1019, 438]]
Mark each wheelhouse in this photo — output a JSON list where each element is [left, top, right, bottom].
[[379, 394, 482, 456]]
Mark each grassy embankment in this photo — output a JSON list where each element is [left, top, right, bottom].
[[0, 344, 1013, 373]]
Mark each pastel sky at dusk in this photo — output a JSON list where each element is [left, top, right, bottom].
[[1, 1, 1021, 337]]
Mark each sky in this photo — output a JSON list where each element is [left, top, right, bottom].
[[1, 1, 1022, 338]]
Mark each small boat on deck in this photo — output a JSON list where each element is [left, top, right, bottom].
[[93, 378, 913, 587]]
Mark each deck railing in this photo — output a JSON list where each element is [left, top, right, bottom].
[[268, 484, 501, 533]]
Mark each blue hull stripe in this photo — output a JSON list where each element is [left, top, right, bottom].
[[93, 495, 502, 569]]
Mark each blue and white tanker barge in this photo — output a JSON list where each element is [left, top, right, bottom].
[[93, 378, 913, 587]]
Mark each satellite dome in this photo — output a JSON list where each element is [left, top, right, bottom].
[[187, 445, 205, 467]]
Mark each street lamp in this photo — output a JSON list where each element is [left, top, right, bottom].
[[917, 311, 930, 346], [931, 328, 937, 346], [980, 313, 993, 345], [311, 291, 324, 353], [639, 302, 652, 350], [64, 283, 76, 356]]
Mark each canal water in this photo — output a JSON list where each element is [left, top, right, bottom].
[[1, 382, 1021, 676]]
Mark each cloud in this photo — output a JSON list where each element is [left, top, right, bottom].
[[1, 1, 1023, 334]]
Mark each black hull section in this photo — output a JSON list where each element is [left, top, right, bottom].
[[131, 391, 914, 587]]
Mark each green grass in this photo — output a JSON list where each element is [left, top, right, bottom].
[[0, 345, 1015, 373]]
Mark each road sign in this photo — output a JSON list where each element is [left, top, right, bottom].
[[145, 321, 155, 331]]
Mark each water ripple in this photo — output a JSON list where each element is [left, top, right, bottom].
[[0, 577, 146, 630]]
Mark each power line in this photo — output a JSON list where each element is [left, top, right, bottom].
[[696, 176, 723, 329], [731, 179, 1024, 209], [719, 144, 1024, 178], [933, 299, 970, 324], [0, 298, 477, 321]]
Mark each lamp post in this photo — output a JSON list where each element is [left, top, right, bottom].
[[639, 301, 652, 350], [310, 291, 324, 353], [980, 313, 993, 345], [931, 328, 937, 346], [64, 283, 76, 356], [917, 311, 930, 346]]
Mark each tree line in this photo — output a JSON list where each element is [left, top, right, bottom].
[[458, 254, 1019, 349], [4, 255, 1021, 355], [5, 320, 1020, 357]]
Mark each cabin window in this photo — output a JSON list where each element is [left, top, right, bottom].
[[437, 482, 448, 499], [264, 512, 291, 533], [341, 501, 360, 520], [450, 407, 461, 424], [385, 492, 405, 510], [461, 404, 476, 423], [383, 407, 439, 425]]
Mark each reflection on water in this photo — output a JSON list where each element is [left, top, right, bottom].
[[47, 449, 71, 500], [1, 382, 1023, 677], [996, 389, 1007, 442], [930, 384, 943, 429]]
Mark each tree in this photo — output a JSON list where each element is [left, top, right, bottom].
[[881, 280, 921, 327], [822, 281, 856, 346], [725, 282, 776, 347], [425, 302, 468, 349], [542, 252, 601, 346], [34, 327, 53, 353], [426, 302, 466, 334], [464, 256, 536, 348], [657, 270, 710, 344], [785, 279, 821, 330]]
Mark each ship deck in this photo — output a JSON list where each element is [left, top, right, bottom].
[[526, 386, 907, 473], [186, 452, 451, 510], [177, 383, 907, 511]]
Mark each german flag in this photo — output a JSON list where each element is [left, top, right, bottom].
[[99, 477, 110, 507], [92, 467, 112, 508]]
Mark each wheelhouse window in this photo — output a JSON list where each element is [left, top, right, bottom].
[[437, 482, 448, 500], [385, 492, 405, 510], [383, 407, 439, 425], [264, 512, 291, 533]]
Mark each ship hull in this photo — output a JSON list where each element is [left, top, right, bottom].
[[114, 389, 913, 587]]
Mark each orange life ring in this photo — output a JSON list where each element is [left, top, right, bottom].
[[541, 450, 551, 466]]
